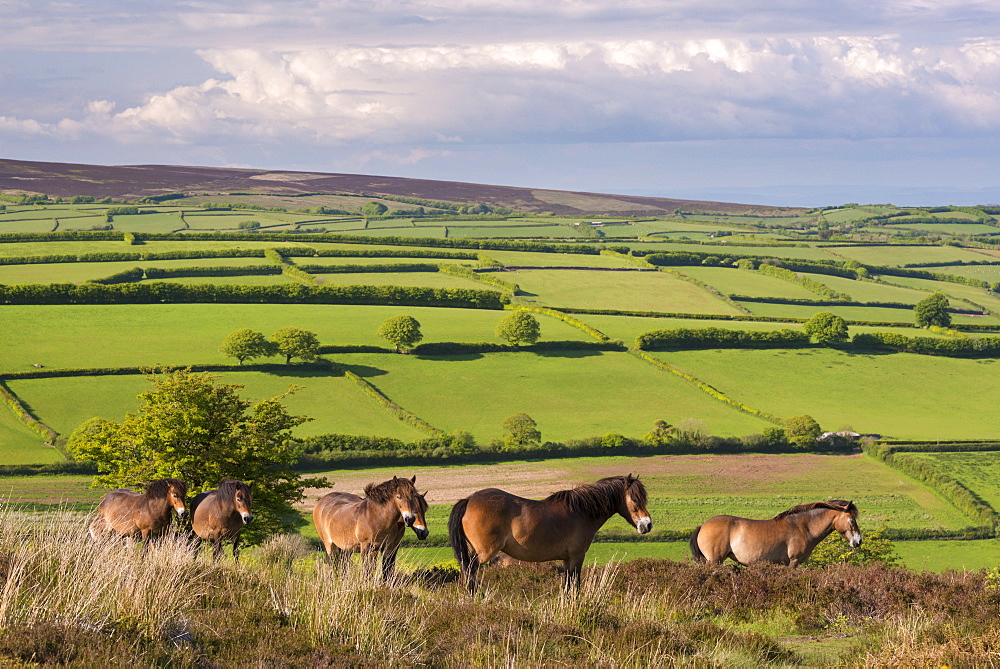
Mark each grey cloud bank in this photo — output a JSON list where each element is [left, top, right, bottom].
[[2, 0, 999, 206]]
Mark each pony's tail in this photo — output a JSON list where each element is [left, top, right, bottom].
[[448, 497, 479, 592], [689, 525, 707, 563]]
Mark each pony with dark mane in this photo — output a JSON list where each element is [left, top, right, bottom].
[[313, 475, 428, 579], [89, 478, 188, 549], [449, 474, 652, 593], [191, 479, 253, 562], [690, 500, 862, 567]]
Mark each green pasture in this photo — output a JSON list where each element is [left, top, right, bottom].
[[893, 539, 1000, 572], [930, 264, 1000, 281], [311, 272, 488, 291], [336, 226, 447, 238], [510, 269, 741, 314], [0, 303, 589, 372], [676, 266, 817, 299], [111, 213, 186, 232], [334, 350, 771, 442], [881, 276, 1000, 313], [903, 452, 1000, 512], [627, 242, 838, 261], [6, 369, 426, 441], [0, 405, 61, 464], [828, 244, 990, 266], [0, 219, 57, 233], [479, 249, 635, 268], [655, 348, 1000, 440], [446, 225, 584, 239], [886, 223, 1000, 236], [58, 215, 110, 231], [296, 256, 471, 267], [803, 274, 926, 304], [0, 239, 315, 258], [0, 261, 141, 284], [739, 301, 923, 323]]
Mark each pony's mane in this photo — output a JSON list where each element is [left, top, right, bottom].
[[773, 499, 857, 520], [364, 477, 422, 507], [545, 476, 646, 520], [145, 478, 186, 499], [217, 478, 251, 503]]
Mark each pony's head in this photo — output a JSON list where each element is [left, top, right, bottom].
[[617, 474, 652, 535], [830, 500, 862, 548], [219, 479, 253, 525], [366, 476, 429, 540], [147, 478, 188, 519]]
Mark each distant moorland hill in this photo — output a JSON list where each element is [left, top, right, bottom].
[[0, 158, 802, 217]]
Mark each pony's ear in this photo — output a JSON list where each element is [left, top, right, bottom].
[[411, 475, 417, 484], [393, 475, 398, 482]]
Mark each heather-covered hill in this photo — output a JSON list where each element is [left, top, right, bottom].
[[0, 158, 802, 217]]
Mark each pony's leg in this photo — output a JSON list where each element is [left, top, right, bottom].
[[212, 539, 223, 562], [232, 536, 241, 563], [381, 544, 399, 581], [562, 556, 584, 592]]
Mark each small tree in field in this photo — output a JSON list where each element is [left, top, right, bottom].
[[803, 312, 849, 345], [501, 413, 541, 450], [914, 292, 951, 328], [784, 414, 822, 449], [377, 315, 423, 352], [220, 328, 276, 365], [66, 368, 325, 543], [495, 311, 541, 347], [271, 327, 320, 364]]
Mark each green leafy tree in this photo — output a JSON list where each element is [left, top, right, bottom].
[[914, 291, 952, 328], [807, 527, 900, 567], [220, 328, 276, 365], [377, 315, 423, 352], [783, 414, 822, 449], [495, 311, 541, 347], [361, 201, 388, 216], [501, 413, 541, 450], [643, 420, 675, 447], [67, 368, 325, 543], [271, 327, 320, 364], [803, 312, 849, 345]]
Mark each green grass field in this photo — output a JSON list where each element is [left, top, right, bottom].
[[675, 266, 818, 299], [654, 348, 1000, 439], [902, 452, 1000, 511], [0, 303, 594, 373], [333, 351, 771, 442], [829, 244, 992, 266], [511, 269, 741, 314]]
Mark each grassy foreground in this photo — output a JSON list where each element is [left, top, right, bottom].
[[0, 512, 997, 666]]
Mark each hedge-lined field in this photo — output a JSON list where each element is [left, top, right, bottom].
[[653, 348, 1000, 439], [331, 351, 771, 441]]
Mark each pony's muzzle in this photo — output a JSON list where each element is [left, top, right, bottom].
[[175, 508, 187, 519], [848, 532, 862, 548], [636, 517, 653, 534], [241, 513, 253, 525], [413, 525, 429, 540]]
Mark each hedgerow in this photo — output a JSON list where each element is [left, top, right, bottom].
[[510, 305, 611, 341], [0, 380, 58, 443], [853, 331, 1000, 357], [0, 282, 508, 309], [636, 327, 811, 351], [340, 370, 444, 435], [437, 264, 520, 293], [629, 350, 783, 424], [863, 440, 998, 536], [756, 263, 853, 300]]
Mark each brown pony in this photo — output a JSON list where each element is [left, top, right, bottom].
[[89, 478, 188, 549], [690, 500, 862, 567], [313, 476, 428, 579], [449, 474, 652, 593], [191, 479, 253, 562]]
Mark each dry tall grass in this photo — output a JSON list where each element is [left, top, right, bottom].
[[0, 515, 996, 666]]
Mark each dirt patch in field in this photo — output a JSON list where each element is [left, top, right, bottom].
[[300, 453, 870, 507]]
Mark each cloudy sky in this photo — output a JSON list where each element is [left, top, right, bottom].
[[3, 1, 1000, 206]]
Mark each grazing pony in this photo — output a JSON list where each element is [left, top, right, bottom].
[[449, 474, 652, 593], [191, 479, 253, 562], [690, 500, 862, 567], [89, 478, 188, 549], [313, 475, 428, 579]]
